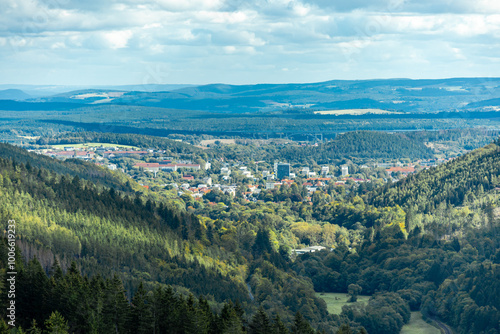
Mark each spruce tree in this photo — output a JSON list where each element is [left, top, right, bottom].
[[291, 312, 315, 334], [103, 275, 129, 334], [128, 282, 153, 334], [249, 307, 272, 334], [272, 314, 289, 334], [45, 311, 69, 334]]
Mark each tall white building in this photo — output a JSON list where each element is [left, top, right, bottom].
[[341, 165, 349, 177]]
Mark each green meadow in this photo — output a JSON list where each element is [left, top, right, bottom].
[[51, 142, 140, 150], [401, 312, 440, 334], [316, 293, 440, 334], [315, 292, 370, 315]]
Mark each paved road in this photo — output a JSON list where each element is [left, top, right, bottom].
[[429, 316, 453, 334]]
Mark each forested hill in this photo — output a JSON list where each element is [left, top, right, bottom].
[[365, 142, 500, 211], [36, 131, 204, 155], [0, 143, 133, 191], [293, 140, 500, 334], [0, 151, 248, 302], [0, 143, 337, 332], [2, 138, 499, 334], [321, 131, 434, 159], [277, 131, 434, 162]]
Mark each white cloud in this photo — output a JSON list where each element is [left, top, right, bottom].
[[102, 30, 132, 49], [1, 0, 500, 84], [155, 0, 224, 11]]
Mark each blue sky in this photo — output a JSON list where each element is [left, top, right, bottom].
[[1, 0, 500, 85]]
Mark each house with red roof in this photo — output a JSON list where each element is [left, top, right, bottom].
[[386, 166, 415, 175]]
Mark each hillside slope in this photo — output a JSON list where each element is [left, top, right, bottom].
[[295, 141, 500, 334], [0, 143, 133, 191], [0, 143, 332, 331], [16, 77, 500, 113], [277, 131, 434, 162], [365, 142, 500, 211]]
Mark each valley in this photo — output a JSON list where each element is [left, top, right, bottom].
[[0, 79, 499, 334]]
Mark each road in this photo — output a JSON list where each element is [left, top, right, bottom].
[[429, 316, 453, 334]]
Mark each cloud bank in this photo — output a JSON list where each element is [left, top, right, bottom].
[[1, 0, 499, 84]]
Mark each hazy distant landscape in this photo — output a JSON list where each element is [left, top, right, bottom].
[[1, 78, 500, 146], [3, 77, 500, 113]]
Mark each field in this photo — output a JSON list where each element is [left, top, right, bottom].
[[199, 139, 237, 146], [315, 292, 370, 315], [50, 142, 140, 150], [314, 109, 402, 115], [316, 293, 440, 334], [401, 312, 440, 334]]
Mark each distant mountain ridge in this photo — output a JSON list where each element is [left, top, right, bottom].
[[0, 89, 31, 100], [1, 78, 500, 114]]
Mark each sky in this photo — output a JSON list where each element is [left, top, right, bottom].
[[1, 0, 500, 85]]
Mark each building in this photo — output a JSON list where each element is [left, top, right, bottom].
[[386, 166, 415, 176], [321, 166, 329, 176], [134, 163, 201, 172], [376, 162, 394, 168], [134, 163, 160, 172], [266, 182, 280, 190], [306, 177, 331, 183], [174, 163, 201, 171], [301, 167, 310, 176], [221, 186, 237, 196], [293, 246, 327, 255], [242, 170, 253, 178], [48, 151, 95, 161], [341, 165, 349, 177], [277, 163, 290, 180], [102, 150, 148, 158]]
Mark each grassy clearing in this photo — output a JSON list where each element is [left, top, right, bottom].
[[51, 143, 140, 150], [314, 109, 402, 115], [317, 294, 440, 334], [315, 292, 370, 315], [401, 312, 440, 334], [199, 139, 236, 146]]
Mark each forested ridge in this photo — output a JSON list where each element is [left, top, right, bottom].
[[209, 130, 434, 164], [277, 131, 434, 162], [36, 132, 204, 155], [0, 143, 133, 192], [0, 139, 499, 333], [293, 141, 500, 334], [2, 242, 371, 334], [32, 130, 433, 164], [0, 154, 249, 303], [0, 144, 342, 332], [365, 142, 500, 211], [0, 249, 322, 334]]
